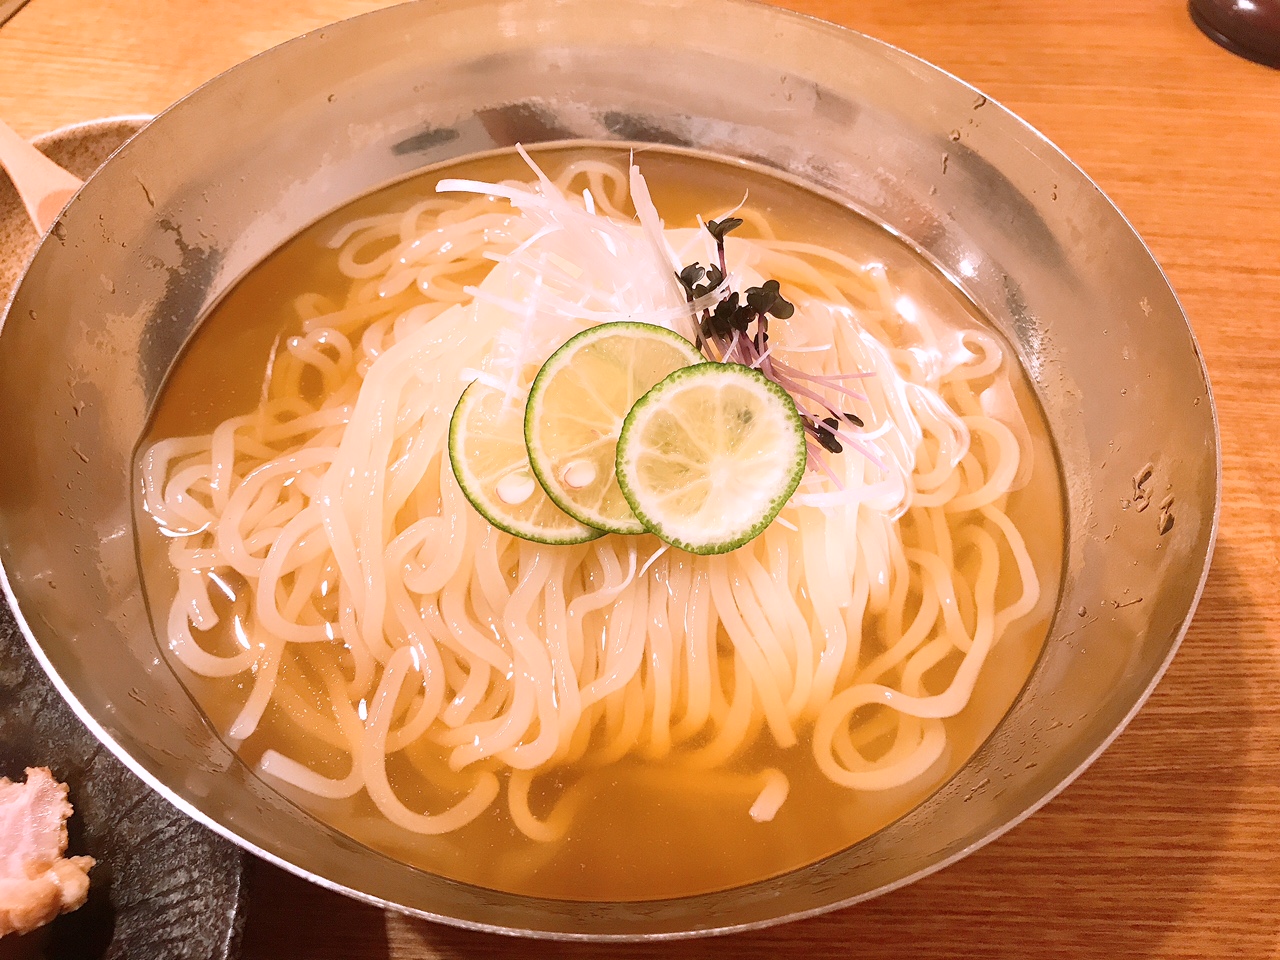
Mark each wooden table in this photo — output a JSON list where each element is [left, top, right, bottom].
[[2, 1, 1278, 957]]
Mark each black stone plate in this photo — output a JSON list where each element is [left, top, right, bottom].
[[0, 117, 247, 960]]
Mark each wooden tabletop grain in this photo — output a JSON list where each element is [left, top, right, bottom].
[[2, 1, 1278, 957]]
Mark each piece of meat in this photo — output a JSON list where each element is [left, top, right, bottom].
[[0, 768, 94, 939]]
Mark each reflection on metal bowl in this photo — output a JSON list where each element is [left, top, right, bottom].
[[0, 115, 246, 959]]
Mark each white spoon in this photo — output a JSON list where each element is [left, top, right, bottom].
[[0, 117, 83, 233]]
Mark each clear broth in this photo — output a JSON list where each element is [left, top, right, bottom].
[[136, 145, 1065, 901]]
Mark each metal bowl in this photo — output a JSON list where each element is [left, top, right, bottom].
[[0, 0, 1218, 940]]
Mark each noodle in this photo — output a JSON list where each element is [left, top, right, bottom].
[[138, 149, 1045, 869]]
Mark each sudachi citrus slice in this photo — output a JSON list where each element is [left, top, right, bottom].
[[449, 381, 602, 545], [615, 363, 806, 555], [525, 322, 703, 534]]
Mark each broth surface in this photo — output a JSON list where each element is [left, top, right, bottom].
[[136, 145, 1064, 901]]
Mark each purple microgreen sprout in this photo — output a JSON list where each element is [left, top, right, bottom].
[[675, 217, 879, 475]]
